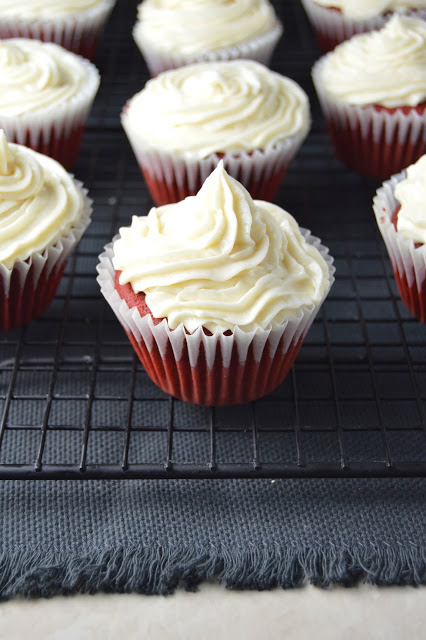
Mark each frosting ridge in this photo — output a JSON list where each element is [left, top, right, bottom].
[[394, 154, 426, 244], [316, 15, 426, 107], [113, 162, 331, 333], [124, 60, 310, 159], [0, 131, 84, 268], [134, 0, 279, 56]]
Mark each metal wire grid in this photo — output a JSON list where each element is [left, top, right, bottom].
[[0, 0, 425, 479]]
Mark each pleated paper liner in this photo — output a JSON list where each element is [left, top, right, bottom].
[[97, 233, 335, 406]]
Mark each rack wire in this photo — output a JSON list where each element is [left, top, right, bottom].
[[0, 0, 425, 479]]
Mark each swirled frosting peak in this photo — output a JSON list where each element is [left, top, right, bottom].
[[394, 154, 426, 244], [0, 39, 94, 116], [135, 0, 279, 56], [0, 132, 84, 268], [316, 15, 426, 107], [113, 162, 331, 333], [313, 1, 426, 20], [124, 60, 310, 159]]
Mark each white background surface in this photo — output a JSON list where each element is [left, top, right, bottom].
[[0, 583, 425, 640]]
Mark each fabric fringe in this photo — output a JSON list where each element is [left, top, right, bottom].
[[0, 542, 424, 599]]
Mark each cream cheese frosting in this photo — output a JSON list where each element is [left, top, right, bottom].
[[313, 0, 426, 20], [0, 0, 109, 19], [113, 162, 331, 333], [394, 154, 426, 244], [315, 14, 426, 107], [0, 131, 85, 269], [0, 39, 97, 116], [123, 60, 310, 160], [134, 0, 279, 56]]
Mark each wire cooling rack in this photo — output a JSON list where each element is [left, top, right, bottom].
[[0, 0, 425, 479]]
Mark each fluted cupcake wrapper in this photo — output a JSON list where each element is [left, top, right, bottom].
[[132, 20, 283, 77], [0, 56, 100, 170], [122, 110, 308, 206], [373, 172, 426, 323], [96, 233, 334, 406], [312, 58, 426, 180], [0, 182, 92, 332], [301, 0, 426, 53], [0, 1, 116, 60]]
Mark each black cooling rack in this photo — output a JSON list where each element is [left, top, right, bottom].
[[0, 0, 425, 480]]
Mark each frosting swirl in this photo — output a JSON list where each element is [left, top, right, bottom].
[[0, 39, 95, 116], [0, 131, 85, 269], [123, 60, 310, 159], [394, 154, 426, 244], [0, 0, 108, 19], [113, 163, 331, 333], [134, 0, 279, 56], [316, 15, 426, 107], [313, 1, 426, 20]]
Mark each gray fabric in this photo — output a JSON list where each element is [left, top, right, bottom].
[[0, 475, 425, 598]]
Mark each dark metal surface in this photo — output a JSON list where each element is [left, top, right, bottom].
[[0, 0, 425, 479]]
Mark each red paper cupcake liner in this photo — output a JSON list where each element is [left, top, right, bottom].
[[323, 102, 426, 180], [139, 155, 291, 206], [1, 123, 86, 171], [97, 234, 334, 406], [0, 254, 69, 332]]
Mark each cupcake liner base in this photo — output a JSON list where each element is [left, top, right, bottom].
[[124, 324, 304, 406], [373, 172, 426, 323], [1, 124, 87, 171], [97, 234, 334, 406]]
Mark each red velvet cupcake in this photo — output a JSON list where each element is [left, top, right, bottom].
[[0, 132, 92, 332], [373, 155, 426, 322], [0, 39, 100, 170], [301, 0, 426, 53], [121, 60, 310, 206], [312, 15, 426, 179], [97, 163, 334, 406], [0, 0, 115, 61]]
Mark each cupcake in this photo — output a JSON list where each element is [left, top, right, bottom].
[[97, 162, 334, 406], [132, 0, 283, 76], [373, 154, 426, 322], [302, 0, 426, 53], [312, 15, 426, 180], [0, 131, 92, 332], [0, 0, 116, 61], [122, 59, 311, 206], [0, 39, 100, 170]]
